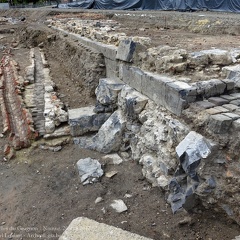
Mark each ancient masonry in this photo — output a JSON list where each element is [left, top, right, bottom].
[[2, 15, 240, 226], [47, 17, 240, 224]]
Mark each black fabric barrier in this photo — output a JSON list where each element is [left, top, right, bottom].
[[59, 0, 240, 12]]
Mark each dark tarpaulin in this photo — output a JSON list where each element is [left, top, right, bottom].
[[93, 0, 144, 10], [59, 0, 240, 12], [59, 0, 94, 8]]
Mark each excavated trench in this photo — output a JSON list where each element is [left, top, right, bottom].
[[0, 9, 240, 240]]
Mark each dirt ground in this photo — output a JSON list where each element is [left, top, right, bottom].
[[0, 8, 240, 240]]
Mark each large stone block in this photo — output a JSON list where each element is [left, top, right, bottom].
[[188, 51, 209, 67], [222, 65, 240, 88], [118, 85, 148, 120], [76, 110, 126, 153], [192, 79, 226, 98], [119, 63, 131, 84], [168, 131, 214, 213], [201, 49, 232, 65], [105, 58, 119, 79], [141, 72, 173, 107], [95, 78, 125, 106], [68, 106, 111, 136], [129, 66, 144, 92], [208, 114, 232, 134], [116, 39, 136, 62], [59, 217, 153, 240], [165, 81, 196, 116]]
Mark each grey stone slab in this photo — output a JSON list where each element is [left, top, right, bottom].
[[230, 99, 240, 106], [208, 114, 233, 134], [119, 63, 131, 84], [222, 64, 240, 79], [193, 79, 226, 99], [221, 79, 235, 91], [105, 58, 119, 79], [195, 101, 216, 109], [232, 119, 240, 130], [95, 78, 125, 106], [129, 66, 144, 93], [118, 85, 148, 120], [188, 51, 209, 67], [208, 97, 229, 106], [222, 104, 240, 111], [201, 49, 232, 65], [59, 217, 153, 240], [116, 39, 136, 62], [230, 93, 240, 99], [206, 107, 224, 115], [222, 112, 240, 120], [220, 95, 237, 101], [141, 72, 173, 109], [213, 106, 230, 113], [68, 106, 111, 136]]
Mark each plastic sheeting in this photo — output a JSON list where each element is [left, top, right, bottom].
[[59, 0, 240, 12]]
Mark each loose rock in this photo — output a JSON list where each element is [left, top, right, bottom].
[[110, 199, 128, 213], [76, 158, 103, 185]]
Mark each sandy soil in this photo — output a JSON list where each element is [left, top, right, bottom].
[[0, 9, 240, 240]]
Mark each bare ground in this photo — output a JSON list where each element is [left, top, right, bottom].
[[0, 9, 240, 240]]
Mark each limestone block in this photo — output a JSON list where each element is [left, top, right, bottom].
[[222, 65, 240, 88], [116, 39, 136, 62], [208, 114, 232, 134], [119, 63, 130, 84], [129, 66, 144, 92], [77, 110, 126, 153], [222, 112, 240, 120], [59, 217, 152, 240], [221, 79, 235, 91], [168, 131, 214, 213], [165, 81, 195, 116], [105, 58, 119, 79], [208, 97, 229, 106], [220, 94, 236, 101], [192, 79, 226, 98], [201, 49, 232, 65], [176, 131, 212, 164], [195, 101, 216, 109], [188, 51, 209, 67], [141, 72, 173, 106], [118, 85, 148, 119], [68, 106, 111, 137], [222, 104, 239, 111], [95, 78, 125, 106]]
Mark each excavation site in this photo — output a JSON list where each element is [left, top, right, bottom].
[[1, 7, 240, 240]]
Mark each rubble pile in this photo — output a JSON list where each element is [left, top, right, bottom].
[[48, 18, 151, 47]]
